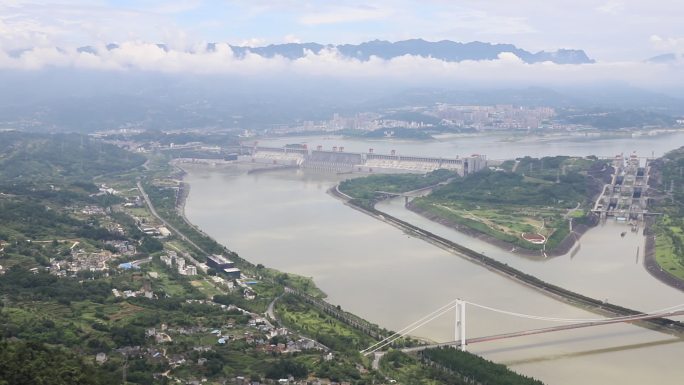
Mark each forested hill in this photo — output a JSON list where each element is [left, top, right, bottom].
[[429, 167, 591, 206], [0, 131, 145, 183]]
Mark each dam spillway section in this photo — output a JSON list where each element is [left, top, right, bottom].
[[243, 144, 487, 176]]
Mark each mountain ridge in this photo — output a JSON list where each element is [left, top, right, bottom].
[[80, 38, 594, 65]]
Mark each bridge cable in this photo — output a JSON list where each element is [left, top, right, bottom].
[[361, 300, 458, 354], [362, 299, 684, 354], [362, 303, 457, 355], [465, 301, 684, 324], [360, 303, 456, 355]]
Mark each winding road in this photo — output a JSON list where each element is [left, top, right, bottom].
[[136, 181, 206, 272]]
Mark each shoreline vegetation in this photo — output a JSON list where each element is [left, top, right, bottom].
[[168, 161, 553, 384], [643, 224, 684, 291]]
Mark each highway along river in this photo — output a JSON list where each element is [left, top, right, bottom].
[[183, 134, 684, 385]]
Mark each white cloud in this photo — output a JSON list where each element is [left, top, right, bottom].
[[0, 41, 682, 90], [240, 37, 267, 47], [150, 0, 203, 14], [0, 1, 193, 50], [284, 34, 302, 44], [438, 10, 536, 35], [0, 14, 68, 49], [650, 35, 684, 53], [596, 1, 624, 15], [497, 52, 525, 63]]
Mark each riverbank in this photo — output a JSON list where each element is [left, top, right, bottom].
[[643, 221, 684, 292], [329, 184, 684, 337], [172, 163, 404, 336]]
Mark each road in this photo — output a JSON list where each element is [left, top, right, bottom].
[[131, 256, 152, 267], [372, 352, 385, 370], [563, 202, 582, 219], [266, 294, 282, 321], [136, 181, 207, 272]]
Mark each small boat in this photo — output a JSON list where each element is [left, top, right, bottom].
[[620, 231, 627, 237]]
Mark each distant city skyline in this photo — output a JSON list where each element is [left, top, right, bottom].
[[1, 0, 682, 61]]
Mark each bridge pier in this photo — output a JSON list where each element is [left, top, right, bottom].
[[455, 299, 466, 351]]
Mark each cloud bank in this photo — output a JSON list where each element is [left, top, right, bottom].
[[0, 42, 682, 90]]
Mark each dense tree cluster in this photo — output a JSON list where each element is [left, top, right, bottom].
[[421, 347, 544, 385], [0, 132, 145, 183], [339, 169, 456, 207], [103, 130, 238, 148], [264, 358, 308, 380], [0, 339, 116, 385], [0, 267, 112, 304], [429, 168, 588, 207]]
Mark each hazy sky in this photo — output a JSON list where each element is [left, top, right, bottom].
[[1, 0, 682, 60]]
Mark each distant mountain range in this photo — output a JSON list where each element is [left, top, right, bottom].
[[76, 39, 595, 65], [646, 53, 684, 63]]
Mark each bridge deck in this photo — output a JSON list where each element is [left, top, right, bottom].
[[401, 309, 684, 353]]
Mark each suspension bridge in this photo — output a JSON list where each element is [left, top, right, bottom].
[[361, 299, 684, 356]]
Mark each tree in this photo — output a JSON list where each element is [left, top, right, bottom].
[[0, 339, 117, 385]]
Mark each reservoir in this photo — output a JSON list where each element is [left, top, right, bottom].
[[255, 131, 684, 160], [183, 133, 684, 385]]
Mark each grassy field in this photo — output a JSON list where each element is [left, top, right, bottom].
[[104, 302, 146, 322], [190, 279, 223, 298], [411, 199, 572, 251], [654, 236, 684, 280], [431, 202, 552, 236], [654, 216, 684, 280], [148, 264, 195, 297], [405, 157, 605, 252]]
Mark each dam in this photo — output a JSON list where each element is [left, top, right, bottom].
[[244, 144, 487, 175], [592, 152, 653, 221]]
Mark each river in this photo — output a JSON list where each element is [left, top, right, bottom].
[[183, 133, 684, 385], [254, 131, 684, 161]]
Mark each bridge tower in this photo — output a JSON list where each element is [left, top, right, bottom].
[[454, 299, 466, 351]]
